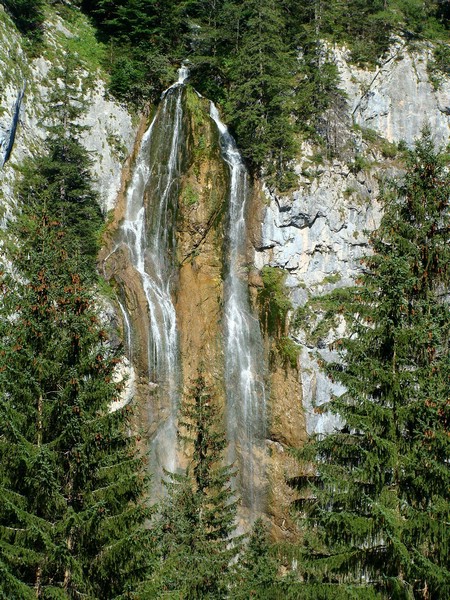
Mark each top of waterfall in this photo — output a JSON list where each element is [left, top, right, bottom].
[[209, 101, 243, 167], [161, 65, 189, 98], [209, 102, 227, 135], [178, 65, 189, 84]]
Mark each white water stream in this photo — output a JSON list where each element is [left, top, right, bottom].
[[210, 104, 267, 518], [108, 69, 267, 516], [112, 68, 188, 488]]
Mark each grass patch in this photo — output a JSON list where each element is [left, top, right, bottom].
[[258, 266, 292, 338], [321, 273, 342, 285], [181, 183, 199, 207], [45, 6, 106, 76]]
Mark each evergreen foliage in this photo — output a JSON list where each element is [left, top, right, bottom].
[[147, 372, 241, 598], [5, 0, 449, 188], [78, 0, 448, 190], [81, 0, 176, 104], [0, 53, 152, 599], [2, 0, 46, 40], [221, 0, 298, 188], [17, 55, 103, 276], [289, 0, 449, 65], [292, 130, 450, 598], [231, 519, 280, 599]]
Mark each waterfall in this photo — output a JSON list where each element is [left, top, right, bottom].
[[107, 69, 268, 517], [210, 103, 267, 519], [111, 68, 187, 489], [117, 299, 132, 361]]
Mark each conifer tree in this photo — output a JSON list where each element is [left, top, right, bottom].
[[147, 372, 241, 599], [293, 130, 450, 599], [21, 55, 103, 270], [231, 518, 279, 599], [0, 54, 152, 599], [3, 0, 46, 40], [223, 0, 298, 189]]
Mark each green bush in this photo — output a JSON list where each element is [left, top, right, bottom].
[[277, 336, 300, 369], [427, 43, 450, 89], [258, 266, 292, 338], [3, 0, 45, 40]]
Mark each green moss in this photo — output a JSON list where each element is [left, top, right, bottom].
[[355, 126, 398, 161], [186, 86, 206, 128], [258, 266, 292, 338], [64, 13, 106, 74], [277, 336, 300, 370], [309, 151, 325, 165], [96, 275, 118, 303], [181, 183, 199, 207], [0, 11, 32, 88], [359, 126, 378, 144], [343, 186, 358, 198], [106, 129, 128, 161], [321, 273, 342, 285]]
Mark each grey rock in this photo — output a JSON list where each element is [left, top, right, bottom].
[[256, 44, 449, 435]]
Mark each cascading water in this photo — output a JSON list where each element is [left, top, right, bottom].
[[210, 104, 267, 519], [109, 68, 188, 490], [117, 299, 132, 361], [106, 68, 267, 517]]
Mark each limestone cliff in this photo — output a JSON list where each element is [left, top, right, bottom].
[[0, 6, 136, 213], [255, 43, 450, 442], [1, 7, 448, 536]]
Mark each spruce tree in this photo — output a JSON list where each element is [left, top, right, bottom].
[[231, 518, 279, 599], [293, 130, 449, 599], [223, 0, 298, 189], [21, 55, 103, 270], [0, 54, 152, 599], [147, 372, 241, 599]]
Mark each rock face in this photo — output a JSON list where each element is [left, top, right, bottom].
[[1, 9, 449, 535], [255, 44, 450, 441], [176, 91, 228, 402], [0, 11, 135, 213], [337, 43, 450, 147]]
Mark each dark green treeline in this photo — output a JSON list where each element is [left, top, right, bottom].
[[3, 0, 448, 188]]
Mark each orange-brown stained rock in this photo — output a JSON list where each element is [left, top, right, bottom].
[[99, 92, 306, 538], [175, 91, 228, 464], [266, 355, 305, 539]]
